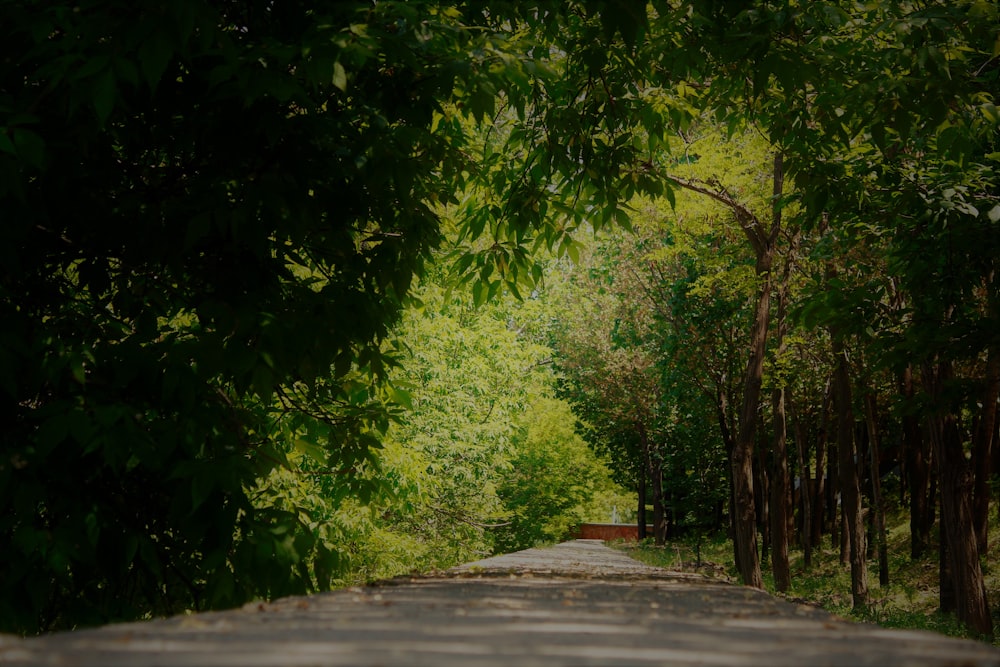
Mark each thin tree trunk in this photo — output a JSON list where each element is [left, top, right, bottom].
[[972, 348, 999, 554], [813, 383, 831, 548], [831, 334, 869, 609], [637, 421, 666, 546], [940, 506, 955, 613], [768, 228, 797, 593], [900, 363, 932, 559], [757, 439, 770, 565], [825, 387, 841, 553], [652, 461, 666, 546], [770, 386, 792, 591], [864, 392, 889, 587], [716, 385, 744, 575], [793, 398, 813, 569], [637, 460, 647, 540]]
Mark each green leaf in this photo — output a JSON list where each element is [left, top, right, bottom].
[[472, 279, 487, 306], [92, 70, 117, 125], [332, 61, 347, 91], [507, 280, 523, 300], [294, 438, 328, 465], [11, 128, 45, 168], [0, 130, 15, 156], [387, 386, 413, 410], [566, 239, 580, 265], [138, 31, 173, 91], [70, 357, 86, 385], [84, 511, 100, 547], [191, 469, 214, 511], [613, 207, 633, 232], [207, 569, 236, 607]]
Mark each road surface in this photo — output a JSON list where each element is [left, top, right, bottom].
[[2, 540, 998, 666]]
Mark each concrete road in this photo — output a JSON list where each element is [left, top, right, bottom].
[[2, 540, 998, 666]]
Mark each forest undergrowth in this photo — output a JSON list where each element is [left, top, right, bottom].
[[614, 504, 1000, 645]]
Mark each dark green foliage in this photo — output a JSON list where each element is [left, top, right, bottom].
[[0, 0, 512, 633]]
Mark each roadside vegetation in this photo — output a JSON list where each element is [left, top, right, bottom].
[[615, 502, 1000, 645]]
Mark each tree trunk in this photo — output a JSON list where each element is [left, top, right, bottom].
[[652, 461, 666, 546], [900, 363, 932, 559], [756, 432, 771, 564], [940, 508, 955, 614], [731, 247, 773, 588], [768, 227, 798, 592], [793, 399, 813, 569], [637, 460, 647, 540], [863, 392, 889, 587], [637, 421, 666, 546], [730, 442, 760, 586], [924, 360, 993, 638], [826, 389, 841, 553], [732, 279, 771, 587], [972, 348, 999, 554], [813, 383, 831, 549], [715, 382, 739, 564], [770, 387, 792, 591], [831, 336, 869, 609]]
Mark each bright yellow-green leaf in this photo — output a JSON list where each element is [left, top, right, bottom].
[[294, 438, 328, 465], [332, 61, 347, 91]]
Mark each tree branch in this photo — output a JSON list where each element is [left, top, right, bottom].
[[663, 173, 768, 257]]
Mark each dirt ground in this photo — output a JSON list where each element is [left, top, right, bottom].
[[2, 540, 999, 666]]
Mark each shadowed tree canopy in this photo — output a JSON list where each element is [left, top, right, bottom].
[[0, 0, 557, 632]]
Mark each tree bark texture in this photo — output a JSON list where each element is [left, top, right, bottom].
[[733, 272, 771, 588], [831, 335, 869, 609], [863, 392, 889, 587], [900, 364, 932, 559], [924, 360, 993, 638], [637, 421, 666, 546], [794, 407, 813, 569], [756, 441, 770, 564], [813, 384, 831, 549], [637, 462, 647, 541], [972, 349, 999, 554], [770, 386, 792, 591]]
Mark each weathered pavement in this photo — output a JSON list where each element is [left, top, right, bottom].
[[2, 540, 999, 666]]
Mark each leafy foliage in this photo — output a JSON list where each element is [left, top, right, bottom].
[[494, 396, 626, 553], [0, 0, 550, 633]]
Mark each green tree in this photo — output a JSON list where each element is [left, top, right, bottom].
[[494, 396, 625, 552], [0, 0, 545, 633]]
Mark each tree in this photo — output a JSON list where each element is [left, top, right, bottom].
[[0, 0, 548, 633], [494, 396, 627, 553], [549, 240, 670, 544], [655, 132, 788, 588], [781, 2, 999, 633]]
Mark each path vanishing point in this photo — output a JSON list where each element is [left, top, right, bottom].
[[2, 540, 999, 666]]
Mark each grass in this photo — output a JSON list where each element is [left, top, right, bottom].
[[612, 506, 1000, 646]]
